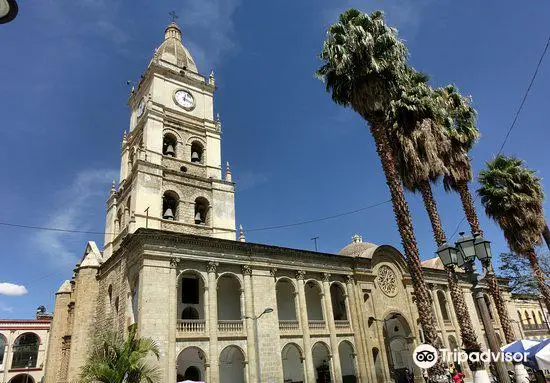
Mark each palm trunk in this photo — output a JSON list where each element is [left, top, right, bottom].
[[527, 248, 550, 315], [455, 181, 517, 343], [369, 123, 444, 377], [419, 181, 483, 371], [542, 222, 550, 252], [456, 181, 483, 236]]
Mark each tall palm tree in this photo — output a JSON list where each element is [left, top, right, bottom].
[[478, 155, 550, 313], [316, 9, 445, 378], [435, 86, 517, 344], [544, 225, 550, 251], [388, 71, 485, 375], [81, 325, 160, 383]]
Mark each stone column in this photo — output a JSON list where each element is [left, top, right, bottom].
[[168, 259, 178, 383], [322, 274, 342, 383], [242, 265, 258, 382], [345, 276, 370, 382], [296, 271, 315, 382], [207, 262, 219, 383]]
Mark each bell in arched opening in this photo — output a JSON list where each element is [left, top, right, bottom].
[[165, 144, 176, 157], [191, 151, 200, 163], [163, 208, 175, 220], [194, 211, 203, 224]]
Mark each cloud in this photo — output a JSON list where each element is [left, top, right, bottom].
[[33, 168, 118, 269], [235, 171, 268, 191], [178, 0, 242, 71], [0, 283, 28, 296]]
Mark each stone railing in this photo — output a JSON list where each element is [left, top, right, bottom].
[[334, 320, 350, 329], [177, 319, 206, 334], [279, 320, 300, 332], [308, 320, 326, 331], [523, 323, 549, 331], [218, 320, 243, 333]]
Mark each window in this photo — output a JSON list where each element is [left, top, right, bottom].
[[162, 191, 179, 220], [108, 285, 113, 304], [182, 307, 199, 320], [12, 333, 39, 369], [194, 197, 209, 225], [181, 278, 199, 304], [190, 141, 203, 163], [163, 133, 177, 157], [437, 291, 450, 321]]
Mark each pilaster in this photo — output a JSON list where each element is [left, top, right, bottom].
[[296, 271, 315, 382], [346, 276, 370, 382], [322, 273, 342, 383], [207, 262, 219, 383], [242, 265, 258, 382]]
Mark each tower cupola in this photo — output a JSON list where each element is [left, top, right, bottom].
[[150, 21, 198, 73]]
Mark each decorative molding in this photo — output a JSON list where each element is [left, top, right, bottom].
[[270, 267, 278, 277], [322, 273, 331, 282], [346, 275, 354, 284], [170, 258, 180, 268], [296, 270, 306, 280], [242, 265, 252, 276], [377, 265, 398, 298], [206, 261, 218, 273]]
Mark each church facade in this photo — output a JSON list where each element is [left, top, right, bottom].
[[43, 22, 544, 383]]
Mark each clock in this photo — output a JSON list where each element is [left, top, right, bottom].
[[136, 98, 145, 118], [174, 89, 195, 110]]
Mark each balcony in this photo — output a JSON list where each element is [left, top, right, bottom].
[[177, 320, 206, 337], [308, 320, 326, 333], [218, 320, 244, 335], [279, 320, 300, 333]]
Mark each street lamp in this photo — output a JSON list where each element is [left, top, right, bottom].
[[455, 232, 477, 268], [243, 307, 273, 381], [435, 242, 458, 267]]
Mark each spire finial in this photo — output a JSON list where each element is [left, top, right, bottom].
[[352, 234, 362, 243], [110, 180, 116, 195], [215, 113, 222, 131], [225, 161, 232, 182], [209, 70, 216, 86], [165, 12, 182, 41], [238, 225, 246, 242], [169, 11, 178, 22]]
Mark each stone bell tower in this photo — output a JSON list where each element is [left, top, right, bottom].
[[103, 21, 236, 258]]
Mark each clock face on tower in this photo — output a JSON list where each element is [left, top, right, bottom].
[[136, 98, 145, 118], [174, 89, 195, 110]]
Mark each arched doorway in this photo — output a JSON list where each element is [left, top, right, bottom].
[[282, 343, 305, 383], [339, 341, 357, 383], [219, 345, 245, 383], [382, 313, 415, 383], [312, 341, 331, 382], [176, 346, 206, 382], [8, 374, 35, 383]]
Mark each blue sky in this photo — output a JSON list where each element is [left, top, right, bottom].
[[0, 0, 549, 318]]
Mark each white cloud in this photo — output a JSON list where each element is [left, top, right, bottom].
[[33, 168, 118, 269], [0, 283, 28, 296], [178, 0, 242, 71]]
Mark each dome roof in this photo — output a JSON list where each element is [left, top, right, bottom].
[[338, 234, 378, 258], [421, 257, 444, 270], [151, 22, 198, 73]]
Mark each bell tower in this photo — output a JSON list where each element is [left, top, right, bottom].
[[103, 21, 236, 258]]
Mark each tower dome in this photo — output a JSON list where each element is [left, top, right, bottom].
[[150, 21, 198, 73]]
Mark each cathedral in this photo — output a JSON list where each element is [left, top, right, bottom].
[[42, 22, 547, 383]]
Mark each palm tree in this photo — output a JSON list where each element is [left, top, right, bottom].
[[80, 325, 160, 383], [388, 71, 485, 375], [435, 86, 517, 344], [478, 155, 550, 313], [316, 9, 444, 378], [544, 225, 550, 251]]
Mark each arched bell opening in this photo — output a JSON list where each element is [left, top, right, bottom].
[[194, 197, 209, 225], [163, 133, 177, 157], [190, 141, 204, 164], [162, 191, 179, 221]]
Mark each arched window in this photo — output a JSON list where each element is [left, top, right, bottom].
[[190, 141, 204, 163], [163, 133, 177, 157], [0, 334, 6, 366], [108, 285, 113, 305], [437, 291, 450, 321], [194, 197, 209, 225], [330, 283, 348, 321], [116, 209, 123, 231], [182, 307, 199, 320], [12, 333, 39, 368], [162, 191, 179, 220]]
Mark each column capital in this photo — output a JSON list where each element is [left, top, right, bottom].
[[322, 273, 331, 282], [346, 275, 354, 284], [170, 258, 180, 269], [241, 264, 252, 276], [270, 267, 278, 277], [207, 261, 219, 273], [296, 270, 306, 280]]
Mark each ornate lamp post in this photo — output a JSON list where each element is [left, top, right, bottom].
[[450, 233, 511, 383]]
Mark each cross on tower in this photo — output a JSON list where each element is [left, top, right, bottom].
[[168, 11, 178, 22]]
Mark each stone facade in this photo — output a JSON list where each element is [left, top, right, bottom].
[[42, 20, 547, 383], [0, 312, 52, 383]]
